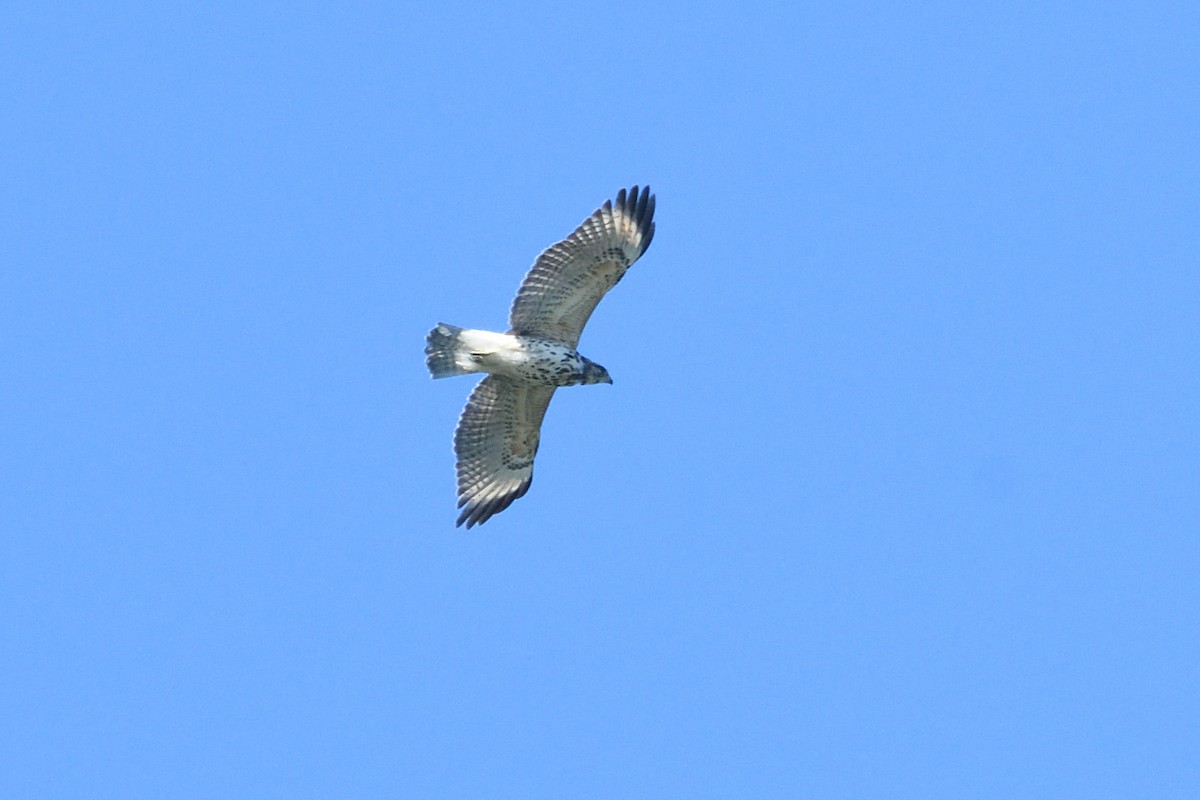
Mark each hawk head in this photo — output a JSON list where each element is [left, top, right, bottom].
[[580, 358, 613, 385]]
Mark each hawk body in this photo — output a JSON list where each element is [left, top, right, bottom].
[[426, 324, 607, 387], [425, 186, 656, 528]]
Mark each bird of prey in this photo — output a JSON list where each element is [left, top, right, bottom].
[[425, 186, 656, 528]]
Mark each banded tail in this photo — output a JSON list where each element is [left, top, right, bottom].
[[424, 323, 474, 378]]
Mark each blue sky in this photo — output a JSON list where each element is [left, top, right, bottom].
[[3, 2, 1197, 797]]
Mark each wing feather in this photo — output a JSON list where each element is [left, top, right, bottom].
[[508, 186, 656, 347], [453, 376, 555, 528]]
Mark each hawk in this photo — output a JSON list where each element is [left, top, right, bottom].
[[425, 186, 656, 528]]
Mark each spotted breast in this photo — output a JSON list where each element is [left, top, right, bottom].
[[510, 336, 587, 386]]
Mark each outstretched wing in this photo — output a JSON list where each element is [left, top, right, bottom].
[[509, 186, 656, 347], [454, 376, 556, 528]]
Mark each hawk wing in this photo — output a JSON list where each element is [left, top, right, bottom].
[[508, 186, 656, 347], [454, 376, 556, 528]]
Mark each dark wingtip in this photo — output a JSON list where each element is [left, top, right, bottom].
[[453, 477, 532, 529], [631, 186, 655, 254], [458, 502, 482, 528], [451, 495, 490, 529]]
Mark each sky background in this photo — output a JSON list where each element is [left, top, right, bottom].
[[3, 2, 1197, 797]]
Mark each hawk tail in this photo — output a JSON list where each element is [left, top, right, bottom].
[[425, 323, 475, 379]]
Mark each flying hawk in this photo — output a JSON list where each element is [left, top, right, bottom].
[[425, 186, 656, 528]]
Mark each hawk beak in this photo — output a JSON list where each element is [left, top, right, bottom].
[[605, 376, 613, 385]]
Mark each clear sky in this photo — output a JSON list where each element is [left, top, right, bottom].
[[3, 2, 1197, 797]]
